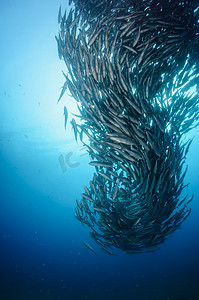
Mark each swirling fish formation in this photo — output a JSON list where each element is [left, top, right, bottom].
[[56, 0, 199, 254]]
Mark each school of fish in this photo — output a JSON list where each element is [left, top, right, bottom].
[[56, 0, 199, 254]]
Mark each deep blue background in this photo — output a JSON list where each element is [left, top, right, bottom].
[[0, 1, 199, 300]]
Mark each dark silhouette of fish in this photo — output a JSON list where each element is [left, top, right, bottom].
[[64, 106, 68, 129], [83, 241, 96, 254]]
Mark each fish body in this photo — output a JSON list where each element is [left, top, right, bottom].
[[71, 118, 78, 141], [57, 80, 67, 103], [83, 241, 96, 254], [64, 106, 68, 129], [101, 248, 118, 256], [58, 5, 62, 24], [92, 207, 107, 213], [89, 161, 113, 168]]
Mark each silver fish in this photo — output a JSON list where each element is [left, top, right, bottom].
[[83, 241, 96, 254], [64, 106, 68, 129]]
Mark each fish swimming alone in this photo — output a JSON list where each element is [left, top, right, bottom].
[[83, 241, 96, 254], [64, 106, 68, 129]]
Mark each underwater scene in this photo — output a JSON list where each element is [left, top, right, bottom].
[[0, 0, 199, 299]]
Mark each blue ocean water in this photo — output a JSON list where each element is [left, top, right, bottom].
[[0, 1, 199, 300]]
